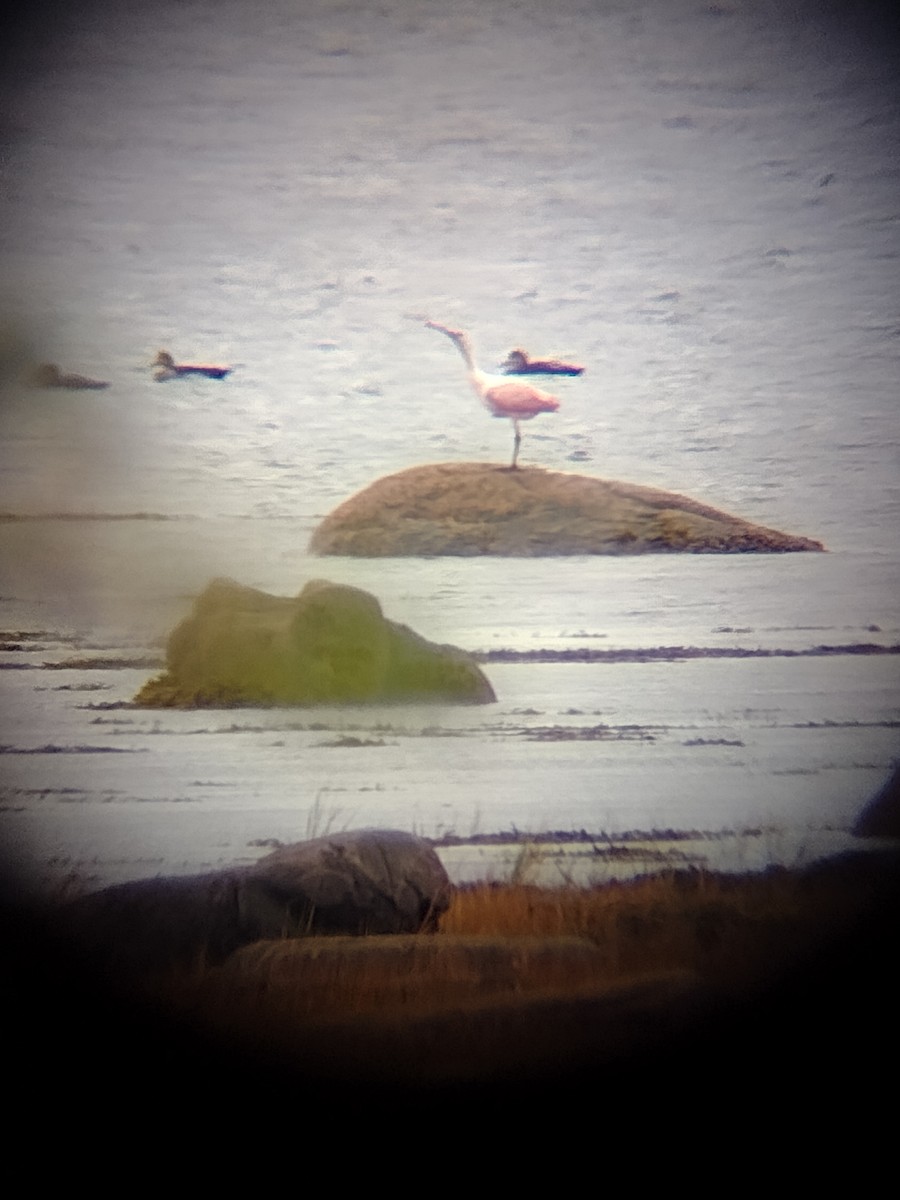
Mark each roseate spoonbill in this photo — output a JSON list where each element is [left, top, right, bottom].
[[29, 363, 109, 389], [502, 347, 584, 377], [426, 321, 560, 469], [152, 350, 232, 381]]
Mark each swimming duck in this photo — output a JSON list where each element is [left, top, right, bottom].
[[501, 348, 585, 377], [152, 350, 232, 381], [29, 363, 110, 389]]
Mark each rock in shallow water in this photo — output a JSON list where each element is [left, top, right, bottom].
[[853, 763, 900, 838], [133, 576, 495, 708], [308, 463, 826, 557]]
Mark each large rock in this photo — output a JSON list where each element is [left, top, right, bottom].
[[64, 830, 452, 979], [246, 829, 452, 937], [853, 764, 900, 838], [308, 463, 826, 557], [133, 577, 495, 707], [65, 869, 267, 978]]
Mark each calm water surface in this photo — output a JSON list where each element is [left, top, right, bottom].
[[1, 0, 898, 894]]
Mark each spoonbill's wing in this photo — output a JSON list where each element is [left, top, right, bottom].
[[483, 381, 560, 416]]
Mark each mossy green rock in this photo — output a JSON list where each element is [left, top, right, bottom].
[[309, 463, 826, 557], [134, 577, 495, 708]]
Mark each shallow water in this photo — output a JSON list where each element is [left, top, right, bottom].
[[1, 0, 898, 895]]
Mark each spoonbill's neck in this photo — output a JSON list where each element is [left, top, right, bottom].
[[467, 366, 495, 406]]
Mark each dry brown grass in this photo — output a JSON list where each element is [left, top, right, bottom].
[[440, 866, 871, 991], [159, 853, 895, 1028], [89, 850, 898, 1086]]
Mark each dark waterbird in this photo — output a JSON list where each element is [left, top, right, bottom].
[[501, 348, 585, 377], [152, 350, 232, 381], [28, 363, 110, 390]]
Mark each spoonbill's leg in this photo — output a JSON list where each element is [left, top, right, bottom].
[[510, 420, 522, 469]]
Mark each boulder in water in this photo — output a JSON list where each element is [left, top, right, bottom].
[[309, 463, 826, 557], [134, 576, 495, 707], [853, 764, 900, 838]]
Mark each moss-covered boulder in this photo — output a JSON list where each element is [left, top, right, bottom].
[[134, 577, 495, 707], [309, 463, 825, 557]]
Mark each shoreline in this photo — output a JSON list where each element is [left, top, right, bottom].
[[431, 828, 892, 888], [476, 643, 900, 663], [21, 825, 890, 903]]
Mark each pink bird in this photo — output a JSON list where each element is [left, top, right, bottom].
[[426, 320, 559, 469]]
